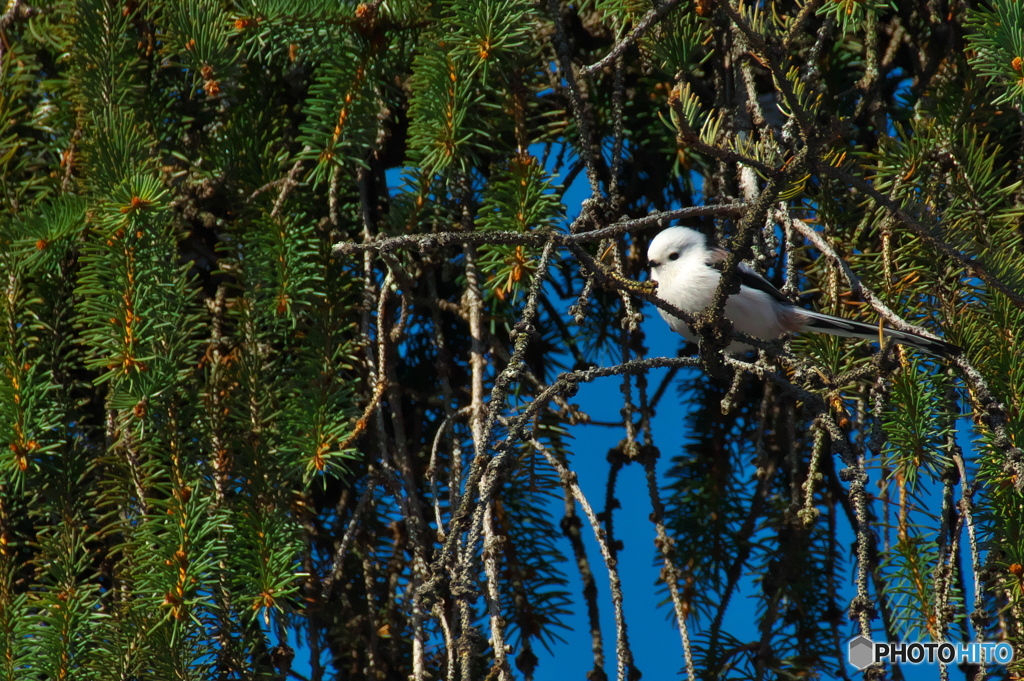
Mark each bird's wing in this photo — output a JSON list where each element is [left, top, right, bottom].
[[706, 247, 792, 305], [706, 248, 959, 357]]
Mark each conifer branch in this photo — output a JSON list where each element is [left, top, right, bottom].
[[582, 0, 684, 76], [545, 0, 603, 197], [8, 1, 1024, 677], [818, 162, 1024, 312], [324, 473, 379, 594], [783, 214, 952, 344], [781, 0, 825, 51]]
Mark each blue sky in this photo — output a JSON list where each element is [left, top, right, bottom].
[[530, 323, 980, 681], [277, 154, 993, 680], [531, 317, 711, 680], [530, 171, 791, 679], [525, 155, 979, 680]]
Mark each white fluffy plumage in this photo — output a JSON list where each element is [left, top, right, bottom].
[[646, 226, 958, 356]]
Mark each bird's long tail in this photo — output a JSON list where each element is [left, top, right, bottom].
[[797, 309, 960, 357]]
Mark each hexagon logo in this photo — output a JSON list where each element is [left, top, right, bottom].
[[848, 635, 875, 670]]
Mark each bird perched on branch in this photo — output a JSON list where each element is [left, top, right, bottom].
[[646, 226, 959, 357]]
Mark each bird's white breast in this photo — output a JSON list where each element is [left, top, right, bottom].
[[652, 254, 787, 351]]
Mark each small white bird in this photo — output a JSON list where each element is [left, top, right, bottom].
[[646, 226, 958, 356]]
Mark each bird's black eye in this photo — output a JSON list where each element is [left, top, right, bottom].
[[668, 252, 680, 261]]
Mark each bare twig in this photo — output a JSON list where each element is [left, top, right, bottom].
[[323, 473, 380, 593], [331, 204, 746, 258], [533, 438, 631, 681], [582, 0, 683, 76]]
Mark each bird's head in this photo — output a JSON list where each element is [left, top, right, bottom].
[[646, 227, 706, 282]]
